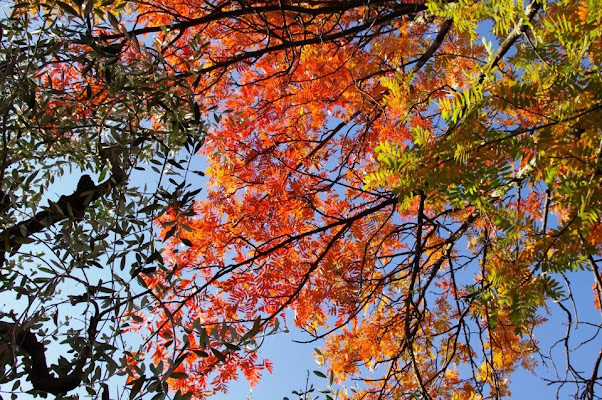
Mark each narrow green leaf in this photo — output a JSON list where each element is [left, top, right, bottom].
[[170, 372, 188, 380], [128, 377, 145, 400], [210, 348, 225, 362], [106, 11, 120, 30], [56, 1, 79, 16]]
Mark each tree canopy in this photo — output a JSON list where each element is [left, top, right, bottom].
[[0, 2, 205, 397], [1, 0, 601, 399]]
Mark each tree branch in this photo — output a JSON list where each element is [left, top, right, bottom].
[[0, 304, 100, 395], [0, 149, 128, 266], [409, 17, 453, 75], [478, 0, 542, 85], [98, 1, 426, 41]]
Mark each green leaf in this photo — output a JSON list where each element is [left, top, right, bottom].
[[164, 225, 177, 241], [168, 159, 184, 169], [180, 393, 194, 400], [224, 342, 240, 351], [56, 1, 79, 16], [128, 377, 145, 400], [170, 372, 188, 380], [192, 349, 209, 357], [106, 11, 120, 30], [210, 348, 226, 362]]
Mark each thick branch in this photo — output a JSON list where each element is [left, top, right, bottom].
[[99, 1, 426, 40], [409, 18, 453, 75], [192, 5, 425, 79], [0, 306, 99, 395], [478, 0, 542, 84], [0, 151, 127, 265]]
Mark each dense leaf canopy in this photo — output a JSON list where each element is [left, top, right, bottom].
[[0, 2, 204, 397], [1, 0, 601, 399]]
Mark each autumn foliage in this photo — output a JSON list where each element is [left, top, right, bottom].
[[3, 0, 601, 399], [105, 0, 602, 398]]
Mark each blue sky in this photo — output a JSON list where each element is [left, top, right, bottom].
[[212, 269, 601, 400], [2, 1, 601, 399], [3, 161, 597, 399]]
